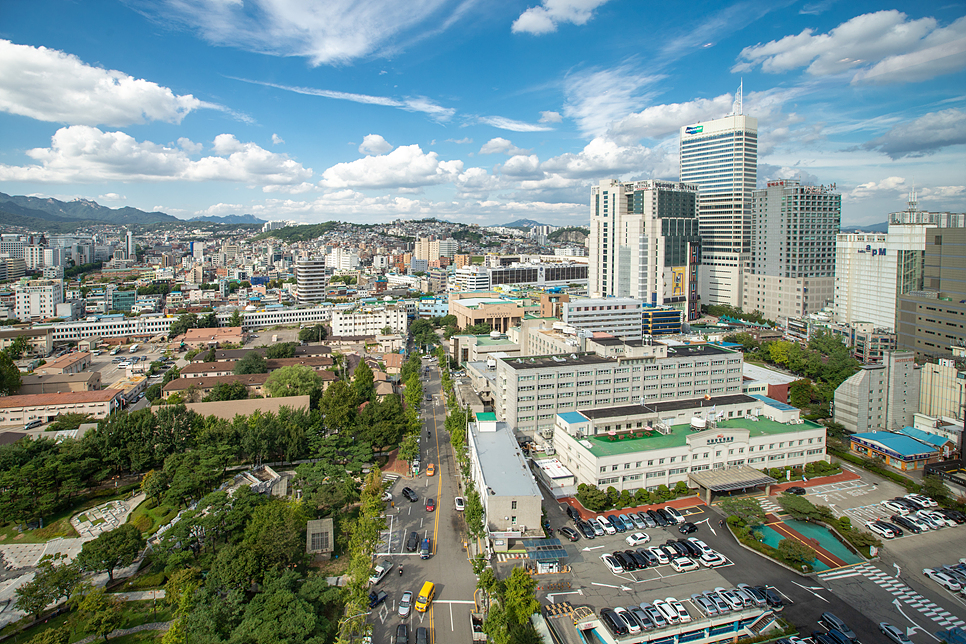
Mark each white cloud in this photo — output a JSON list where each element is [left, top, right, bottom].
[[734, 11, 966, 84], [540, 110, 563, 123], [231, 77, 455, 121], [512, 0, 611, 35], [0, 39, 216, 126], [477, 115, 554, 132], [860, 108, 966, 158], [178, 137, 203, 154], [359, 134, 394, 155], [500, 154, 544, 179], [563, 65, 662, 137], [319, 144, 463, 189], [847, 176, 907, 200], [98, 193, 126, 201], [454, 167, 501, 198], [609, 94, 734, 142], [138, 0, 466, 66], [757, 164, 821, 187], [447, 137, 473, 144], [196, 203, 243, 217], [272, 133, 285, 145], [0, 126, 313, 187], [479, 137, 530, 155]]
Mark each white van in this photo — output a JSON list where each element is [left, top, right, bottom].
[[596, 516, 617, 535]]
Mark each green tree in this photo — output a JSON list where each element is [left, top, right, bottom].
[[789, 379, 813, 409], [719, 497, 766, 528], [199, 312, 219, 328], [352, 360, 375, 402], [576, 483, 611, 512], [13, 554, 80, 620], [776, 493, 825, 521], [0, 350, 22, 396], [26, 626, 69, 644], [4, 335, 31, 360], [228, 309, 243, 327], [234, 351, 268, 374], [76, 524, 146, 581], [778, 538, 816, 567], [503, 567, 540, 625], [168, 313, 199, 338], [265, 342, 297, 359], [921, 476, 950, 503], [464, 486, 485, 539], [203, 380, 249, 402], [265, 365, 323, 400], [75, 587, 123, 642], [298, 324, 327, 343], [319, 380, 356, 431]]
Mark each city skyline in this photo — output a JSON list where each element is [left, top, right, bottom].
[[0, 0, 964, 227]]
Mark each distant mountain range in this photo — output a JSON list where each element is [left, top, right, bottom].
[[501, 219, 548, 229], [0, 192, 176, 228], [840, 221, 889, 233], [188, 214, 265, 224]]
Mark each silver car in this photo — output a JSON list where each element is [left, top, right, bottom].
[[398, 590, 413, 617], [690, 593, 718, 617]]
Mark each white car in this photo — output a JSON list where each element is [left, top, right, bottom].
[[398, 590, 413, 617], [915, 511, 943, 530], [596, 516, 617, 535], [903, 513, 932, 531], [454, 496, 465, 511], [625, 532, 651, 546], [663, 506, 686, 524], [671, 557, 698, 572], [613, 607, 641, 635], [648, 546, 671, 565], [665, 597, 691, 623], [699, 552, 728, 567], [687, 537, 713, 555], [600, 553, 624, 574], [906, 493, 937, 507], [923, 511, 956, 527], [715, 587, 744, 611], [865, 521, 896, 539], [924, 568, 962, 592], [653, 599, 679, 624], [881, 500, 908, 514]]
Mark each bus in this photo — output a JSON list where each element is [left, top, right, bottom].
[[129, 344, 140, 353]]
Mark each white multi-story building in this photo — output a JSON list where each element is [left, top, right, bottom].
[[44, 247, 65, 268], [834, 350, 920, 434], [330, 306, 408, 337], [588, 180, 701, 319], [24, 246, 46, 270], [560, 297, 644, 340], [415, 237, 459, 261], [126, 230, 135, 259], [743, 180, 841, 321], [679, 97, 758, 307], [453, 265, 491, 291], [0, 235, 25, 259], [325, 247, 360, 271], [296, 259, 328, 304], [15, 279, 64, 320]]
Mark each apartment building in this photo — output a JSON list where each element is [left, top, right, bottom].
[[330, 306, 408, 337], [15, 279, 64, 321]]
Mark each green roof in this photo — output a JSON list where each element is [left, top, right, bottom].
[[581, 417, 823, 457], [477, 412, 498, 421]]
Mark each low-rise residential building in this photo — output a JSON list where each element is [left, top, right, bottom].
[[162, 371, 338, 400], [552, 396, 825, 492], [0, 390, 123, 426], [174, 326, 244, 349], [107, 375, 147, 402], [36, 351, 92, 375], [0, 327, 52, 357], [19, 371, 102, 394], [177, 395, 311, 420], [330, 306, 408, 337], [466, 413, 543, 545]]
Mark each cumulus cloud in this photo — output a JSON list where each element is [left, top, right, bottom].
[[499, 154, 544, 179], [232, 77, 455, 121], [272, 133, 285, 145], [454, 167, 501, 198], [540, 110, 563, 123], [0, 39, 217, 126], [178, 137, 203, 154], [447, 137, 473, 144], [98, 193, 126, 201], [860, 108, 966, 158], [734, 11, 966, 84], [319, 144, 463, 189], [196, 203, 243, 217], [477, 115, 554, 132], [0, 126, 313, 187], [512, 0, 611, 35], [757, 164, 821, 187], [133, 0, 468, 66], [359, 134, 394, 155], [609, 94, 734, 142], [479, 137, 530, 155], [847, 176, 908, 200], [563, 65, 661, 137]]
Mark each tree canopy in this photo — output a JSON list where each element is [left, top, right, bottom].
[[76, 524, 145, 581], [265, 365, 324, 400], [234, 351, 268, 375]]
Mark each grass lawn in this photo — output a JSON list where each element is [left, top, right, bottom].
[[126, 499, 178, 536], [0, 485, 138, 544], [1, 600, 173, 643]]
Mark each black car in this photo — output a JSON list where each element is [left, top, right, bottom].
[[889, 514, 922, 534], [415, 627, 429, 644], [665, 540, 688, 557], [647, 510, 668, 526], [558, 526, 580, 542], [368, 590, 388, 609], [576, 520, 596, 539], [406, 531, 420, 552], [938, 508, 966, 524], [756, 586, 784, 610], [876, 520, 904, 537], [565, 505, 580, 522], [677, 539, 702, 557], [785, 486, 807, 495], [624, 550, 649, 569], [613, 551, 637, 570], [636, 548, 659, 566], [678, 522, 698, 534], [600, 608, 628, 636], [893, 497, 921, 511], [396, 624, 410, 644], [812, 632, 838, 644], [402, 487, 418, 502]]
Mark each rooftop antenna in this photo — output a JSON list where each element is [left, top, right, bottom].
[[908, 181, 919, 214], [732, 79, 743, 116]]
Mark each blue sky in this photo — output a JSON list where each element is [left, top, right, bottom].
[[0, 0, 963, 227]]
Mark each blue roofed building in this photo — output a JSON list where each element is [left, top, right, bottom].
[[849, 431, 941, 471], [895, 426, 958, 456]]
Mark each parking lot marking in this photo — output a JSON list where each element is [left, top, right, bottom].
[[591, 582, 622, 589], [789, 580, 829, 602]]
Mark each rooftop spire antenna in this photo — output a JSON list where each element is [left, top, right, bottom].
[[732, 79, 743, 116]]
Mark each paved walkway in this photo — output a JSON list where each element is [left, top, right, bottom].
[[74, 620, 171, 644], [71, 493, 144, 540], [113, 589, 166, 601]]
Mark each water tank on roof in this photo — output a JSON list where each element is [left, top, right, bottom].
[[245, 305, 257, 311], [690, 416, 708, 431], [384, 296, 392, 301], [490, 330, 501, 339]]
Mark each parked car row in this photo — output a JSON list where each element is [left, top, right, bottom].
[[567, 506, 686, 540], [598, 597, 692, 636], [809, 611, 861, 644], [923, 558, 966, 594], [599, 537, 728, 574]]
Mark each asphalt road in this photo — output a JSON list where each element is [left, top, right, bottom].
[[369, 359, 476, 644]]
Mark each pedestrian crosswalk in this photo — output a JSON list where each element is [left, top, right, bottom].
[[495, 552, 527, 562], [759, 496, 783, 515], [819, 563, 966, 629]]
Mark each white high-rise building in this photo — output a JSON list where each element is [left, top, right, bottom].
[[743, 180, 840, 320], [126, 230, 135, 259], [24, 245, 46, 270], [679, 91, 757, 308], [296, 259, 328, 304], [588, 179, 701, 319], [15, 279, 64, 320]]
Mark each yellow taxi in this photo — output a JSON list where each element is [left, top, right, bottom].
[[426, 463, 436, 476]]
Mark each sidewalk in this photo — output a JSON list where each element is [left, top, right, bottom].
[[556, 495, 705, 522], [769, 470, 860, 494]]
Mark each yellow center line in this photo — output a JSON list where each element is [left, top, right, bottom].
[[432, 388, 443, 554]]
